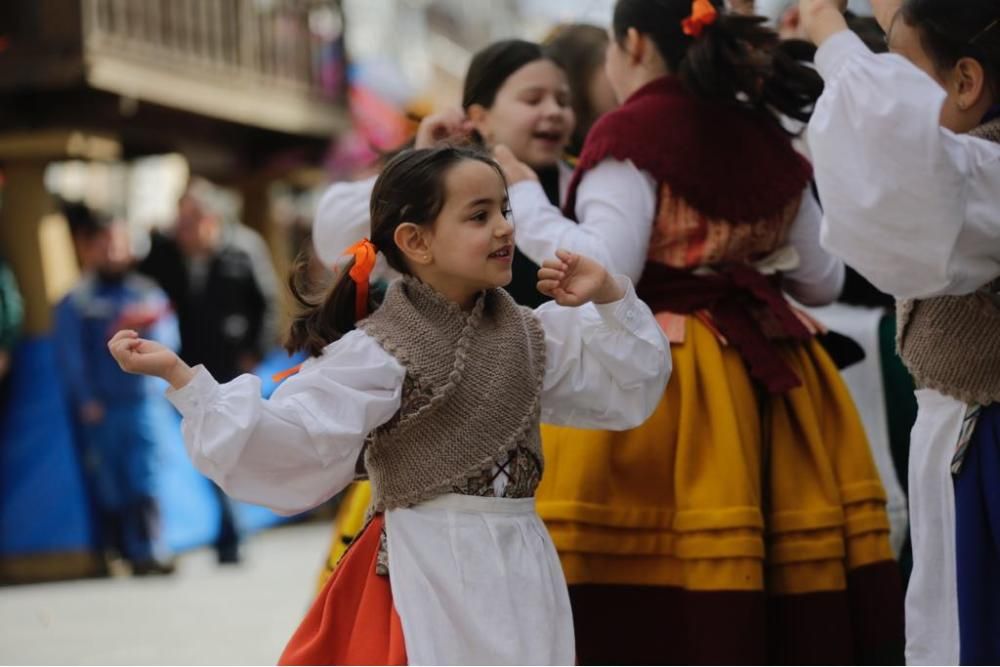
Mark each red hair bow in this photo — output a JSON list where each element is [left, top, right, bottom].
[[682, 0, 718, 37]]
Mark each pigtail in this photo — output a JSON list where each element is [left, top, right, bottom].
[[285, 145, 502, 358], [284, 246, 369, 357], [680, 12, 823, 125]]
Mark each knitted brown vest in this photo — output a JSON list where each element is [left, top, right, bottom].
[[896, 118, 1000, 405], [359, 277, 547, 511]]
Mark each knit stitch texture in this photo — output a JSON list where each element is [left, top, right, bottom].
[[360, 276, 547, 511]]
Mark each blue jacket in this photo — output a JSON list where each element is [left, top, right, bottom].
[[54, 272, 179, 407]]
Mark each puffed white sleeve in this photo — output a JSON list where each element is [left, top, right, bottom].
[[536, 276, 671, 430], [809, 30, 1000, 298], [312, 175, 378, 268], [782, 187, 845, 306], [508, 159, 657, 284], [165, 330, 404, 515]]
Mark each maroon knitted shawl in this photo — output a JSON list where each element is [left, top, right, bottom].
[[565, 76, 817, 394], [563, 76, 812, 222]]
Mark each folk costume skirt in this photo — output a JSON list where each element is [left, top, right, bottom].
[[537, 316, 905, 664]]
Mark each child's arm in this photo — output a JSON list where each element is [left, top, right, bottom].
[[807, 30, 1000, 298], [533, 252, 671, 431], [497, 146, 655, 285], [109, 329, 404, 514], [781, 187, 845, 307], [109, 329, 193, 389], [798, 0, 849, 46]]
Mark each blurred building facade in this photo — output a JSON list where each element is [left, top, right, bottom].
[[0, 0, 349, 336]]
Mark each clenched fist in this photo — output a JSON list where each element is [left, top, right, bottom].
[[108, 329, 194, 390], [537, 250, 624, 307]]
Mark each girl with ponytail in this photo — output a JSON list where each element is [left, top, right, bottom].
[[804, 1, 1000, 663], [310, 37, 582, 591], [496, 0, 904, 663], [109, 145, 670, 665]]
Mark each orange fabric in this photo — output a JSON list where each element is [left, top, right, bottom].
[[344, 239, 377, 321], [280, 515, 407, 666], [272, 364, 303, 384], [647, 183, 800, 271], [681, 0, 718, 37]]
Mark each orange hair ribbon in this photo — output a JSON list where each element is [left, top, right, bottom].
[[681, 0, 718, 37], [271, 238, 377, 385], [344, 238, 378, 322]]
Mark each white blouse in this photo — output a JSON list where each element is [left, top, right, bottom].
[[165, 277, 669, 514], [165, 278, 669, 665], [810, 30, 1000, 299], [508, 159, 845, 306]]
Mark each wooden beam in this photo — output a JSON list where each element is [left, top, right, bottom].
[[85, 51, 350, 138], [0, 129, 120, 161]]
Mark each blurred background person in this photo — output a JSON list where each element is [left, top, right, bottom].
[[138, 177, 282, 565], [53, 205, 177, 576], [0, 255, 21, 577], [543, 23, 618, 158], [0, 254, 23, 407]]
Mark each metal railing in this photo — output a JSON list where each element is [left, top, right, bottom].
[[81, 0, 345, 101]]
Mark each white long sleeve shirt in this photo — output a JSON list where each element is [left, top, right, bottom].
[[810, 30, 1000, 299], [508, 159, 844, 306], [166, 277, 668, 515]]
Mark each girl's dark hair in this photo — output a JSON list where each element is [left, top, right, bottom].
[[462, 39, 556, 110], [544, 24, 611, 155], [612, 0, 822, 124], [901, 0, 1000, 97], [286, 146, 505, 357]]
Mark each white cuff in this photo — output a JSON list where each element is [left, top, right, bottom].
[[593, 275, 642, 331], [165, 365, 218, 414]]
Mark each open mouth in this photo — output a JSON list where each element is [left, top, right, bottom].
[[488, 245, 513, 259], [532, 129, 563, 144]]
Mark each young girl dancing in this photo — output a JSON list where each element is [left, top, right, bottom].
[[803, 1, 1000, 662], [108, 146, 670, 665]]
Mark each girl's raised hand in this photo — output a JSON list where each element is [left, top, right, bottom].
[[870, 0, 903, 31], [798, 0, 849, 45], [537, 250, 624, 307], [415, 107, 474, 149], [493, 145, 539, 185], [108, 329, 194, 389]]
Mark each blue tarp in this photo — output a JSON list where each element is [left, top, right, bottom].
[[0, 337, 307, 559]]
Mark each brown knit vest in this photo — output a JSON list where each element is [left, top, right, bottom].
[[359, 277, 547, 511], [896, 118, 1000, 405]]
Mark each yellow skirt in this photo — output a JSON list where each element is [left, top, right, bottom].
[[316, 481, 373, 592], [541, 316, 893, 595]]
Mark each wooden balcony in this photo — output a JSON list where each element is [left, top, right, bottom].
[[0, 0, 350, 178], [81, 0, 347, 135]]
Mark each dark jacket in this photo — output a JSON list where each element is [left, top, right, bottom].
[[139, 225, 280, 382]]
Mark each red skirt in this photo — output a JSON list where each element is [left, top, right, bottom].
[[280, 515, 407, 665]]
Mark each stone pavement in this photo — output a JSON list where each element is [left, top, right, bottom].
[[0, 522, 331, 665]]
